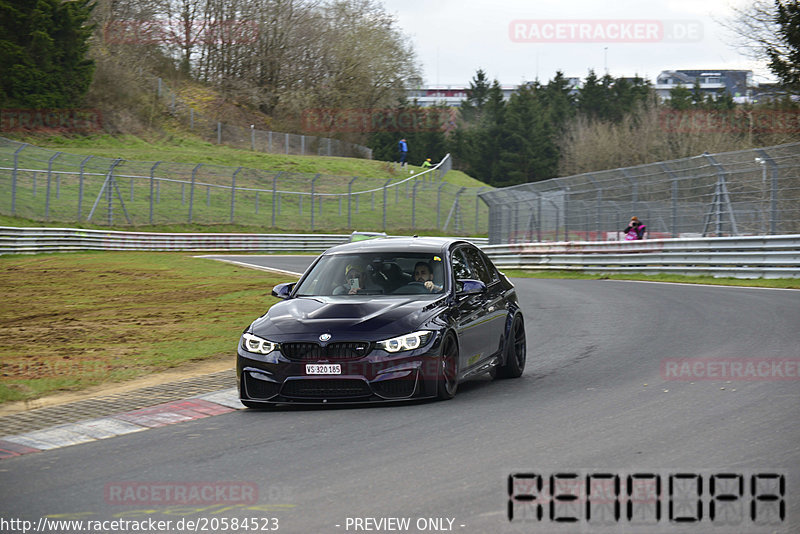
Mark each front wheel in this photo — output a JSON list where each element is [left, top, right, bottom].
[[437, 335, 459, 400], [497, 315, 526, 378]]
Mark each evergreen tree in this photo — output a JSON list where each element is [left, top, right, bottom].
[[669, 85, 694, 110], [767, 0, 800, 93], [0, 0, 95, 108], [460, 68, 491, 123], [577, 70, 613, 120], [497, 84, 558, 185]]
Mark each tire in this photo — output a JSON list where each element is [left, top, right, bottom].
[[497, 315, 526, 379], [437, 334, 459, 400]]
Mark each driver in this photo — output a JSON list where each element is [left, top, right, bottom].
[[413, 261, 442, 293]]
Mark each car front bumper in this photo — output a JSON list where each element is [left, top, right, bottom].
[[236, 336, 443, 405]]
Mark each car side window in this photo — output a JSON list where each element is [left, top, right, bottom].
[[463, 246, 492, 284], [451, 248, 471, 281]]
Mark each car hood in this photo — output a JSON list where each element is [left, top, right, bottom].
[[250, 295, 444, 340]]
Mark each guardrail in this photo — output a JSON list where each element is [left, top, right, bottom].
[[0, 227, 488, 255], [482, 235, 800, 279]]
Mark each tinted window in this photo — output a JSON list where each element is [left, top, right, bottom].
[[463, 246, 492, 284], [451, 249, 472, 281], [294, 252, 445, 296]]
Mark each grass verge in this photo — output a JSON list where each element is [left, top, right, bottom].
[[502, 270, 800, 289], [0, 251, 296, 404]]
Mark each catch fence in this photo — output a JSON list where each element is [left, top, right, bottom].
[[0, 137, 488, 235], [480, 142, 800, 244]]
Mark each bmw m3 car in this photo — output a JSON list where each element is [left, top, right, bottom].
[[236, 237, 525, 407]]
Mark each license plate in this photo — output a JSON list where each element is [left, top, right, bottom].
[[305, 364, 342, 375]]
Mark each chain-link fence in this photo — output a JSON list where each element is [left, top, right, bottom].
[[155, 78, 373, 159], [0, 137, 489, 234], [480, 142, 800, 244]]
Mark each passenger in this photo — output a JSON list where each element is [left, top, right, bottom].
[[333, 263, 366, 295]]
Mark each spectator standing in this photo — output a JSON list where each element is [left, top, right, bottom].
[[398, 138, 408, 167]]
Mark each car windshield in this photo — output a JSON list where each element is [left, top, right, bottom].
[[294, 252, 446, 296]]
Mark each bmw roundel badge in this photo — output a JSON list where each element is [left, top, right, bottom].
[[319, 333, 332, 342]]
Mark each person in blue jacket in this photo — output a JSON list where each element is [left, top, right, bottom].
[[398, 138, 408, 167]]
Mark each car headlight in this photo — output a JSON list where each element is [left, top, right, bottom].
[[242, 333, 278, 355], [376, 330, 432, 353]]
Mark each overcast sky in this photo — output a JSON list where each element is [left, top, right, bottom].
[[380, 0, 772, 87]]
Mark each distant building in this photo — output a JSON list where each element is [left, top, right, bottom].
[[406, 84, 515, 107], [655, 70, 754, 102], [406, 78, 581, 107]]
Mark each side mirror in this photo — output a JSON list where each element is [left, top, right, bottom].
[[271, 282, 295, 299], [456, 279, 485, 296]]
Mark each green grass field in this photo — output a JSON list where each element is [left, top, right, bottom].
[[0, 252, 295, 404], [1, 133, 490, 235]]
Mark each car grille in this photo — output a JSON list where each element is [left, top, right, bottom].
[[281, 379, 372, 398], [280, 342, 371, 361]]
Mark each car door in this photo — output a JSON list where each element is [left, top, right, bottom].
[[450, 246, 495, 375], [463, 245, 508, 361]]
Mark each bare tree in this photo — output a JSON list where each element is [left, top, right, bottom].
[[718, 0, 787, 62]]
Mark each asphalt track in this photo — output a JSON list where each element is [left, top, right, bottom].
[[1, 255, 798, 534]]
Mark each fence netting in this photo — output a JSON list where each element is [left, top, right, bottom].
[[480, 142, 800, 244]]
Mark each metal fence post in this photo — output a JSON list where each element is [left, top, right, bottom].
[[250, 125, 255, 151], [78, 155, 93, 221], [231, 166, 242, 223], [45, 152, 62, 220], [11, 143, 28, 216], [285, 133, 289, 155], [190, 108, 194, 129], [412, 181, 421, 231], [188, 163, 202, 223], [658, 163, 679, 237], [702, 153, 738, 236], [149, 162, 160, 224], [217, 122, 221, 144], [272, 172, 281, 228], [756, 149, 779, 235], [311, 174, 320, 231], [587, 175, 602, 241], [348, 177, 357, 228], [436, 182, 447, 229], [382, 178, 391, 231], [475, 187, 487, 235], [301, 135, 305, 156]]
